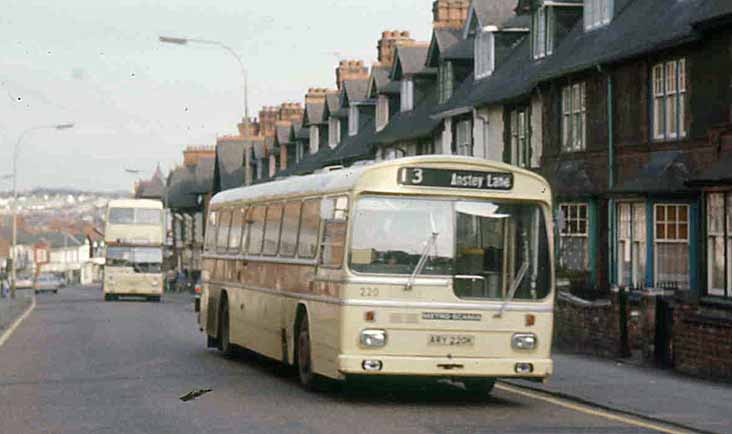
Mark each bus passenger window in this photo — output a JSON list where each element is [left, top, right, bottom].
[[280, 202, 302, 257], [216, 210, 232, 252], [320, 196, 349, 268], [240, 207, 250, 254], [298, 199, 321, 259], [228, 208, 244, 252], [263, 204, 284, 256], [248, 206, 266, 255], [205, 211, 218, 251]]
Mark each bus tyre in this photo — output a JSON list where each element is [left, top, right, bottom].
[[296, 315, 323, 391], [218, 297, 234, 356], [462, 378, 496, 398]]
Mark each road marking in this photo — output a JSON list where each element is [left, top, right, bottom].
[[495, 383, 693, 434], [0, 296, 36, 348]]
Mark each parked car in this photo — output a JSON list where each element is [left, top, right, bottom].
[[15, 275, 34, 289], [34, 273, 64, 294]]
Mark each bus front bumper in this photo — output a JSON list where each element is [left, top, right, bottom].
[[337, 355, 553, 379]]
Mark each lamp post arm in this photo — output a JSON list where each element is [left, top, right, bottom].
[[188, 39, 249, 119]]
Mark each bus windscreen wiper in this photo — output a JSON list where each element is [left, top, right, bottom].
[[405, 232, 439, 291], [494, 260, 529, 318]]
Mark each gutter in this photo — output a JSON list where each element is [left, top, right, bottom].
[[430, 106, 472, 120]]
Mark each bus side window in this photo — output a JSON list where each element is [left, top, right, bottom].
[[248, 206, 266, 255], [280, 201, 302, 257], [298, 199, 321, 259], [240, 206, 250, 254], [320, 196, 349, 268], [228, 207, 243, 252], [205, 211, 218, 252], [216, 209, 232, 253], [263, 203, 284, 256]]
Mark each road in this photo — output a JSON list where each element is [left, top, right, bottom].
[[0, 286, 679, 434]]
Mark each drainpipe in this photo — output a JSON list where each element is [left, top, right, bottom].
[[603, 65, 616, 288]]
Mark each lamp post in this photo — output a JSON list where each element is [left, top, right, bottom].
[[159, 36, 250, 119], [10, 123, 74, 299]]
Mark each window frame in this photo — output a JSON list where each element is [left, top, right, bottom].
[[653, 203, 690, 290], [455, 119, 473, 156], [297, 198, 322, 259], [439, 61, 454, 104], [328, 117, 341, 147], [280, 201, 303, 258], [400, 79, 414, 112], [216, 209, 233, 253], [510, 107, 531, 168], [262, 203, 284, 256], [246, 205, 267, 255], [475, 29, 495, 79], [559, 202, 590, 272], [616, 201, 647, 289], [584, 0, 613, 31], [348, 105, 359, 136], [561, 82, 587, 153], [532, 6, 554, 59], [652, 58, 687, 141], [376, 95, 389, 131], [706, 192, 731, 298], [319, 195, 350, 269]]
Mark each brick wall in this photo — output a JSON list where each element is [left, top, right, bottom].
[[673, 302, 732, 381], [554, 293, 623, 358]]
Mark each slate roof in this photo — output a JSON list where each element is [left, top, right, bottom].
[[136, 175, 165, 200], [443, 36, 475, 61], [303, 101, 326, 126], [275, 124, 291, 145], [215, 139, 246, 191], [343, 79, 369, 104], [326, 91, 342, 117], [472, 0, 521, 29], [436, 0, 710, 118], [693, 0, 732, 26], [295, 124, 310, 140], [369, 65, 392, 96], [427, 28, 463, 66], [373, 88, 441, 146], [613, 151, 695, 195], [166, 166, 197, 209], [393, 44, 430, 79], [687, 152, 732, 186]]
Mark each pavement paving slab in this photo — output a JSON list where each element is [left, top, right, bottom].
[[507, 353, 732, 434]]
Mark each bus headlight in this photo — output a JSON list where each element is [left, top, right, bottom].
[[360, 329, 387, 348], [512, 333, 537, 350]]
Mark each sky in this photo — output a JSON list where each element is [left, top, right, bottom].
[[0, 0, 433, 192]]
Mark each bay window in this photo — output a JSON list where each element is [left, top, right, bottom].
[[654, 204, 690, 290], [707, 193, 732, 298], [562, 82, 586, 152], [652, 59, 686, 141], [617, 202, 647, 289], [559, 203, 589, 272]]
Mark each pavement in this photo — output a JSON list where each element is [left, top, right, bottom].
[[0, 284, 725, 434], [507, 353, 732, 434], [0, 288, 33, 334]]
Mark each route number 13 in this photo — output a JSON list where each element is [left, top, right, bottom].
[[400, 168, 423, 185]]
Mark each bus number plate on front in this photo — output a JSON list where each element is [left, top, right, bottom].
[[428, 335, 475, 346]]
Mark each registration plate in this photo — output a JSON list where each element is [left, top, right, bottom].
[[428, 334, 475, 346]]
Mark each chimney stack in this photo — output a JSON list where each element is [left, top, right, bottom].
[[258, 106, 279, 137], [238, 117, 260, 138], [277, 102, 304, 123], [305, 88, 329, 105], [432, 0, 469, 29], [377, 30, 414, 67], [183, 146, 215, 167], [335, 60, 369, 89]]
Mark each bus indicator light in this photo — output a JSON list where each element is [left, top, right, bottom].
[[525, 314, 535, 327], [364, 311, 375, 322]]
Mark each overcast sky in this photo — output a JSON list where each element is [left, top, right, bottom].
[[0, 0, 433, 192]]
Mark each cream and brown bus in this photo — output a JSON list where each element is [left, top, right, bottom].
[[199, 156, 554, 394], [103, 199, 165, 302]]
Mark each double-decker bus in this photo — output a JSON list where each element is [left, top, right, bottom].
[[199, 156, 554, 394], [103, 199, 165, 302]]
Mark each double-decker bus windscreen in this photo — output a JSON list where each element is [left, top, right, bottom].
[[109, 208, 162, 225], [349, 196, 551, 301], [106, 247, 163, 273]]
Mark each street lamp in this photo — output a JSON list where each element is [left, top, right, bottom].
[[159, 35, 250, 119], [9, 123, 75, 299]]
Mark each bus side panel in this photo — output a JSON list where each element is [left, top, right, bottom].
[[309, 269, 346, 380], [204, 258, 221, 339]]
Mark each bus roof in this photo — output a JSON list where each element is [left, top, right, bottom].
[[107, 199, 163, 209], [210, 156, 551, 207]]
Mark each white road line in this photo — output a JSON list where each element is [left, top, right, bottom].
[[495, 383, 694, 434], [0, 296, 36, 348]]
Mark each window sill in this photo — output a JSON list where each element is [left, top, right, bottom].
[[700, 296, 732, 310]]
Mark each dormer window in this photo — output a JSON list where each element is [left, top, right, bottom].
[[438, 61, 454, 104], [400, 79, 414, 112], [348, 105, 359, 136], [309, 126, 319, 153], [585, 0, 613, 31], [328, 117, 341, 147], [475, 29, 495, 79], [532, 6, 554, 59], [376, 95, 389, 131]]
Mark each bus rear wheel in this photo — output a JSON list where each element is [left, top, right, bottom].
[[218, 297, 234, 356], [296, 315, 324, 391]]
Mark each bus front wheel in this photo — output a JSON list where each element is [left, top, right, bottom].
[[462, 378, 496, 398], [296, 315, 324, 391]]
